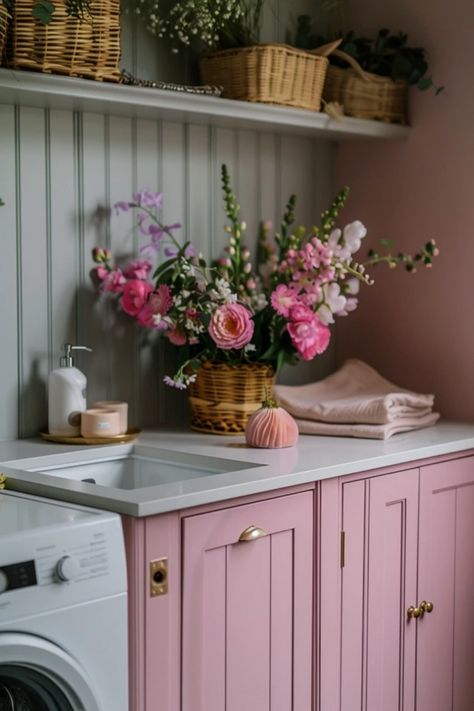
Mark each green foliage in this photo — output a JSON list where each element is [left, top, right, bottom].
[[293, 20, 443, 93], [336, 29, 443, 93]]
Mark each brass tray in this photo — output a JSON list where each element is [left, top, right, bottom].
[[40, 428, 141, 445]]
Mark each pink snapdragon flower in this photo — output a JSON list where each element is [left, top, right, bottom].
[[121, 279, 152, 317], [270, 284, 299, 317], [208, 304, 254, 350], [123, 259, 152, 281], [98, 268, 126, 293]]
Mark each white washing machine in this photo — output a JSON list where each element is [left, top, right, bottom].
[[0, 490, 128, 711]]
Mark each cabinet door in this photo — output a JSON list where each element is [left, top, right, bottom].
[[182, 492, 313, 711], [340, 470, 418, 711], [417, 455, 474, 711]]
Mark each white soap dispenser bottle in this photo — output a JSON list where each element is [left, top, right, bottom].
[[48, 344, 92, 436]]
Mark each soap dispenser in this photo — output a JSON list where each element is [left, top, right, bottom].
[[48, 344, 92, 436]]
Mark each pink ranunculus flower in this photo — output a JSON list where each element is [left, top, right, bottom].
[[121, 279, 152, 317], [166, 327, 187, 346], [123, 259, 152, 281], [270, 284, 299, 317], [149, 284, 172, 316], [287, 316, 331, 361], [288, 303, 314, 323], [208, 304, 254, 350]]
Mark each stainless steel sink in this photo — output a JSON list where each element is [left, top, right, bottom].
[[30, 444, 258, 490]]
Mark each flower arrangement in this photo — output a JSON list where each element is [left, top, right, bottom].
[[130, 0, 266, 51], [93, 166, 438, 389]]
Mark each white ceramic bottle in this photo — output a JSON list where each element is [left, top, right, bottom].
[[48, 344, 92, 436]]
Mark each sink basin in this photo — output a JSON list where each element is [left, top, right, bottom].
[[30, 445, 258, 490]]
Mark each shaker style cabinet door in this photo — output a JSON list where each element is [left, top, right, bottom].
[[182, 492, 314, 711], [339, 469, 418, 711], [417, 455, 474, 711]]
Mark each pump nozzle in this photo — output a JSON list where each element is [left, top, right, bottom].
[[60, 343, 93, 368]]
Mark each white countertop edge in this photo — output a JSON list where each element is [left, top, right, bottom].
[[1, 422, 474, 517]]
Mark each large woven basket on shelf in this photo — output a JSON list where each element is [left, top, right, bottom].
[[0, 3, 9, 63], [323, 50, 408, 124], [8, 0, 121, 82], [199, 43, 329, 111], [188, 361, 275, 435]]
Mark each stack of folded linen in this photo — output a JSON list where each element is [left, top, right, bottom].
[[274, 359, 440, 440]]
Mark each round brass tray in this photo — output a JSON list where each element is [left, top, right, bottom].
[[39, 428, 141, 445]]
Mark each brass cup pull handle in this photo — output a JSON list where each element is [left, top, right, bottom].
[[238, 525, 268, 543], [407, 605, 423, 620], [420, 600, 434, 614], [0, 473, 6, 491]]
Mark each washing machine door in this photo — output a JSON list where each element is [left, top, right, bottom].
[[0, 634, 101, 711]]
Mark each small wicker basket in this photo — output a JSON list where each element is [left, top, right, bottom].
[[0, 3, 9, 64], [199, 43, 329, 111], [8, 0, 121, 82], [188, 361, 275, 435], [323, 50, 408, 124]]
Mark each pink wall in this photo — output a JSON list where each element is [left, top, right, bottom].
[[335, 0, 474, 421]]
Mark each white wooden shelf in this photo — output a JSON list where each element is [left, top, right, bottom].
[[0, 68, 410, 141]]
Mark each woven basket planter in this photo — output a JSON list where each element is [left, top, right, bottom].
[[199, 43, 329, 111], [8, 0, 121, 82], [0, 3, 9, 64], [188, 361, 275, 435], [323, 50, 408, 124]]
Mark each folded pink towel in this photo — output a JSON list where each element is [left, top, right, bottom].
[[275, 359, 435, 426], [296, 412, 440, 440]]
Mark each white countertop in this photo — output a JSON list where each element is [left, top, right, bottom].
[[1, 422, 474, 517]]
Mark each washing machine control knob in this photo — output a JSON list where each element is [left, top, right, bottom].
[[0, 570, 8, 593], [55, 555, 80, 583]]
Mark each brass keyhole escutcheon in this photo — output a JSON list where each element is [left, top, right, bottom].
[[150, 558, 168, 597]]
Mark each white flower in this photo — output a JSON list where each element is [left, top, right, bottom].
[[343, 221, 367, 255], [319, 283, 347, 324]]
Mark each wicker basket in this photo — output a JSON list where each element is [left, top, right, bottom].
[[323, 50, 408, 124], [8, 0, 121, 82], [199, 43, 329, 111], [0, 3, 9, 64], [188, 361, 275, 435]]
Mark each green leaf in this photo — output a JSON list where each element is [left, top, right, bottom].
[[32, 0, 55, 24], [417, 76, 433, 91], [380, 238, 393, 248], [152, 257, 176, 280]]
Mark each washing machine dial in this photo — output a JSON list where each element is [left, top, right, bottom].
[[55, 555, 80, 582], [0, 570, 8, 593]]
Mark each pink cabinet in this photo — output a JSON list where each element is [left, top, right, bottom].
[[417, 456, 474, 711], [182, 491, 314, 711], [320, 455, 474, 711]]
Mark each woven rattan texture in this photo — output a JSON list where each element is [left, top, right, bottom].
[[8, 0, 120, 81], [188, 361, 275, 435], [0, 3, 9, 63], [323, 65, 408, 124], [199, 43, 328, 111]]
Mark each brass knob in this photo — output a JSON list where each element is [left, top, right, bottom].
[[407, 605, 423, 620], [0, 474, 6, 491], [420, 600, 434, 614], [238, 525, 268, 543]]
